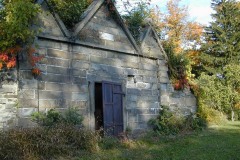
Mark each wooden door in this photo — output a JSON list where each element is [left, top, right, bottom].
[[102, 82, 124, 136]]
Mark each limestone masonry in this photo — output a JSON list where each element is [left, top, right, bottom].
[[0, 0, 196, 133]]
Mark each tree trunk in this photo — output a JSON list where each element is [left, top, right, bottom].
[[231, 109, 234, 121]]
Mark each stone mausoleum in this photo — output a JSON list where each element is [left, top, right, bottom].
[[0, 0, 197, 135]]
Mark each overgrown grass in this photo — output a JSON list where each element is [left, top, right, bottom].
[[0, 124, 99, 160], [1, 122, 239, 160], [72, 121, 240, 160]]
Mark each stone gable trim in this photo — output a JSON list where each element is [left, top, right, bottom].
[[140, 25, 168, 61], [72, 0, 142, 55], [37, 35, 161, 61], [43, 1, 71, 37], [73, 0, 104, 37]]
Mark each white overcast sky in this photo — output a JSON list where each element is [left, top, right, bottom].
[[116, 0, 213, 25], [151, 0, 213, 25], [117, 0, 240, 25]]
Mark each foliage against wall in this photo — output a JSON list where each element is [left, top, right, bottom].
[[0, 0, 42, 80], [47, 0, 92, 29], [122, 0, 203, 90]]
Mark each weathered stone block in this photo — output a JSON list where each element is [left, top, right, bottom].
[[136, 82, 151, 89], [5, 104, 16, 109], [44, 57, 69, 67], [161, 95, 169, 106], [121, 61, 138, 69], [19, 80, 38, 89], [152, 90, 159, 96], [139, 63, 157, 71], [185, 97, 197, 106], [39, 99, 65, 108], [72, 93, 88, 101], [72, 69, 87, 77], [142, 47, 162, 59], [127, 95, 138, 102], [127, 89, 141, 96], [138, 114, 157, 122], [138, 70, 156, 76], [126, 82, 136, 88], [17, 108, 37, 117], [159, 77, 169, 83], [39, 74, 70, 83], [160, 83, 168, 91], [18, 89, 35, 99], [142, 57, 155, 63], [18, 99, 38, 108], [158, 60, 167, 66], [159, 66, 169, 71], [107, 66, 124, 75], [72, 60, 90, 69], [137, 101, 159, 108], [128, 122, 139, 130], [39, 40, 69, 51], [127, 115, 138, 123], [0, 99, 7, 104], [73, 53, 90, 61], [4, 95, 17, 98], [47, 66, 70, 75], [19, 71, 33, 80], [141, 89, 152, 96], [118, 54, 139, 63], [143, 76, 158, 83], [47, 49, 71, 59], [73, 77, 88, 85], [123, 68, 138, 75], [39, 91, 71, 99], [0, 87, 17, 93], [158, 71, 168, 78]]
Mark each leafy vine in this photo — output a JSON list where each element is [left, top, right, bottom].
[[0, 0, 42, 82]]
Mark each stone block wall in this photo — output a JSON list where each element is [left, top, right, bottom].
[[0, 1, 197, 132], [158, 59, 197, 116], [0, 78, 18, 130], [17, 38, 162, 130]]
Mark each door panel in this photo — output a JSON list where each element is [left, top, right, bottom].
[[103, 83, 112, 103], [102, 82, 124, 136]]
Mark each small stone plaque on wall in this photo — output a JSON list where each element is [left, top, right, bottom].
[[99, 32, 115, 41]]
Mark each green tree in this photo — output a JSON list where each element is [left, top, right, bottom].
[[222, 64, 240, 121], [200, 0, 240, 75], [122, 2, 150, 42], [197, 64, 240, 121]]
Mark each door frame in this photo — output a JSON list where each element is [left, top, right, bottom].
[[90, 81, 125, 135]]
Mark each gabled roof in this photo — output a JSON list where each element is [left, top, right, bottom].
[[140, 24, 168, 60], [72, 0, 142, 54], [37, 0, 142, 54]]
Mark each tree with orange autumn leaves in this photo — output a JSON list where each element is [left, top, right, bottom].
[[148, 0, 203, 89]]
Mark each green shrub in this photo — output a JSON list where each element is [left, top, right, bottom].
[[148, 106, 206, 135], [123, 2, 150, 42], [99, 136, 119, 150], [31, 108, 83, 127], [184, 113, 207, 131], [197, 105, 227, 125], [47, 0, 92, 29], [0, 124, 99, 160], [64, 107, 84, 125]]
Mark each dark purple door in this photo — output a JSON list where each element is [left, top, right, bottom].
[[102, 82, 124, 136]]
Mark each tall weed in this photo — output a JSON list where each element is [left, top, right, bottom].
[[0, 124, 99, 160]]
